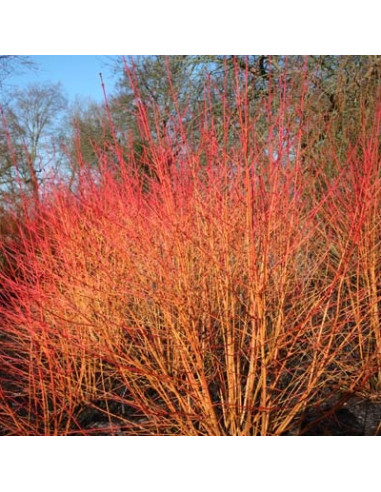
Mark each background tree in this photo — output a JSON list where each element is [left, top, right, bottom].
[[66, 99, 114, 170], [0, 55, 34, 92], [0, 82, 67, 199]]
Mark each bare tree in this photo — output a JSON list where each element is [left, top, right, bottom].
[[0, 55, 34, 92], [1, 82, 67, 198]]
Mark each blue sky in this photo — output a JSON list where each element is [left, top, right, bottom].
[[6, 55, 122, 103]]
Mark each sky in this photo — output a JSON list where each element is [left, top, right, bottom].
[[5, 55, 123, 104]]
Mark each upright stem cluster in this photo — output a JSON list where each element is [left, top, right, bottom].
[[0, 58, 380, 435]]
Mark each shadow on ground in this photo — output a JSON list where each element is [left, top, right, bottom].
[[284, 396, 381, 436]]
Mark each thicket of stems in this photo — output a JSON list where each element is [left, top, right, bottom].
[[0, 58, 380, 435]]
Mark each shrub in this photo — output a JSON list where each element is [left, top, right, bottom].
[[0, 57, 380, 435]]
